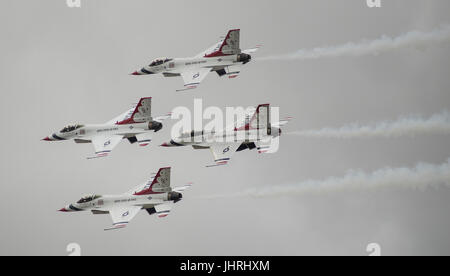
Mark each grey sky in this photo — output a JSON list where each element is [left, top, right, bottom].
[[1, 0, 450, 255]]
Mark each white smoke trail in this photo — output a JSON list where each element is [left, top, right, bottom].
[[202, 159, 450, 199], [259, 25, 450, 61], [289, 111, 450, 139]]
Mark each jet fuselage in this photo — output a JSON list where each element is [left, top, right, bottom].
[[133, 53, 251, 76], [60, 192, 182, 213], [163, 127, 281, 148], [43, 121, 161, 142]]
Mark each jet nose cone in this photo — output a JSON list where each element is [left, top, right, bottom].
[[42, 136, 52, 141], [160, 142, 169, 147], [131, 71, 140, 76], [58, 208, 68, 212]]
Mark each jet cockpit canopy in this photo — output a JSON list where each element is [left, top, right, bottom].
[[77, 194, 102, 204], [149, 58, 173, 67], [60, 124, 84, 133]]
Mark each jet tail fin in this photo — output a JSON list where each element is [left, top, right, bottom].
[[204, 29, 241, 57], [237, 104, 271, 135], [116, 97, 152, 125], [133, 167, 171, 195]]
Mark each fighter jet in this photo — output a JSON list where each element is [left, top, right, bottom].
[[161, 104, 291, 166], [131, 29, 261, 91], [42, 97, 171, 159], [59, 167, 192, 230]]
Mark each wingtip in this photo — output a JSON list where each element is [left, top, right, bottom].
[[176, 85, 198, 92], [87, 154, 109, 160], [206, 162, 228, 168], [104, 225, 127, 231]]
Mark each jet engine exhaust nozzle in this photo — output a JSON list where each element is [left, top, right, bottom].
[[168, 192, 183, 203], [238, 53, 252, 64], [148, 121, 163, 132]]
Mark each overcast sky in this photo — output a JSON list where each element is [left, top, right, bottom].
[[1, 0, 450, 255]]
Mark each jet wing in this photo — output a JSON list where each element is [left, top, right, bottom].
[[256, 137, 279, 154], [89, 135, 123, 159], [177, 68, 211, 91], [155, 203, 173, 218], [173, 182, 193, 192], [207, 143, 242, 167], [215, 65, 242, 79], [145, 203, 174, 218], [243, 45, 262, 55], [105, 206, 142, 231], [154, 112, 172, 123], [135, 133, 152, 147], [272, 117, 293, 128]]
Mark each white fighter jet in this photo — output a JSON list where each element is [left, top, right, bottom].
[[161, 104, 291, 166], [131, 29, 261, 91], [42, 97, 170, 159], [59, 167, 192, 230]]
